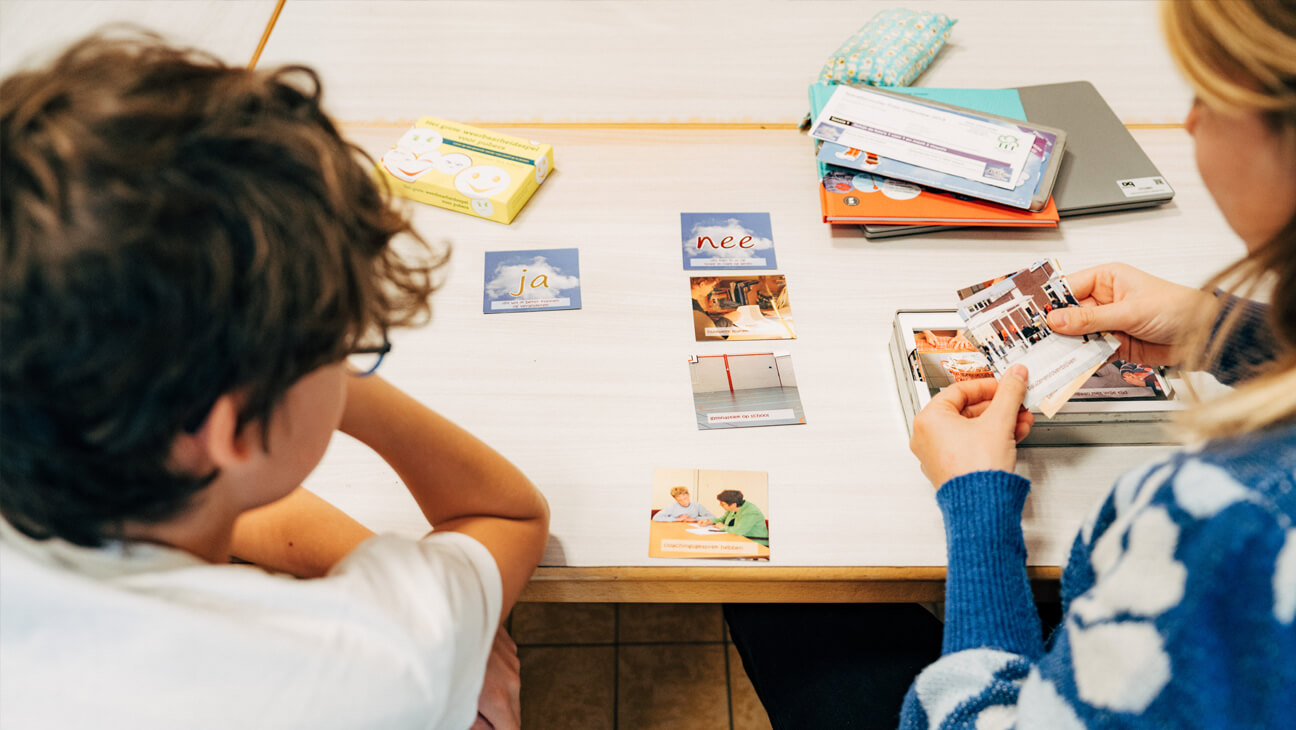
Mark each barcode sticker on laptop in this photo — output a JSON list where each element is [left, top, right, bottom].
[[1116, 176, 1173, 198]]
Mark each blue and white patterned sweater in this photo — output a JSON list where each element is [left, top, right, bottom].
[[902, 300, 1296, 729]]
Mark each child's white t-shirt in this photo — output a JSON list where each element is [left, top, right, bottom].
[[0, 517, 502, 730]]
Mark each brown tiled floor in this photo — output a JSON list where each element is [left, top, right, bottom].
[[512, 603, 772, 730]]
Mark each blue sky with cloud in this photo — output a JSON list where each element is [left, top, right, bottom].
[[680, 212, 777, 269], [483, 248, 581, 312]]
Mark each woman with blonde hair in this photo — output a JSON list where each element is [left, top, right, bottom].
[[903, 1, 1296, 727]]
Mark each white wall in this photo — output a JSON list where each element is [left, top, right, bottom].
[[0, 1, 272, 76], [725, 353, 780, 390], [690, 356, 732, 393], [774, 354, 797, 388], [691, 353, 783, 393], [651, 468, 770, 521], [697, 469, 769, 520], [651, 467, 698, 513]]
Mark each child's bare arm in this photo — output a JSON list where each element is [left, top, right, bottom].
[[338, 375, 549, 614], [230, 487, 375, 578]]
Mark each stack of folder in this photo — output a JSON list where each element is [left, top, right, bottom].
[[808, 83, 1065, 231]]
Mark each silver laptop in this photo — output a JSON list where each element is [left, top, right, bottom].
[[862, 80, 1175, 238]]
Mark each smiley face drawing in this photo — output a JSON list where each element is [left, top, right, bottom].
[[455, 165, 512, 199], [470, 199, 494, 217], [534, 155, 550, 184], [434, 153, 472, 175], [380, 128, 444, 182]]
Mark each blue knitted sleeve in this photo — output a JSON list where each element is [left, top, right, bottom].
[[901, 437, 1296, 729], [933, 471, 1042, 657], [899, 470, 1042, 729], [1210, 296, 1278, 385]]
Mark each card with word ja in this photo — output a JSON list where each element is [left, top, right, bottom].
[[483, 248, 582, 313], [680, 212, 777, 270]]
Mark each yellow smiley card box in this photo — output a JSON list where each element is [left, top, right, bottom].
[[376, 117, 554, 225]]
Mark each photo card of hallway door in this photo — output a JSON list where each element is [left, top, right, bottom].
[[688, 351, 806, 429], [649, 468, 770, 560]]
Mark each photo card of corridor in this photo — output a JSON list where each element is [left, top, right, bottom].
[[680, 212, 777, 270], [688, 352, 806, 430], [482, 248, 581, 313], [956, 258, 1118, 415], [649, 468, 770, 560]]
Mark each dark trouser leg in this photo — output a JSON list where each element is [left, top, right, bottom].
[[723, 603, 943, 730]]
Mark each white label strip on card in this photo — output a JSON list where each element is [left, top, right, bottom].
[[706, 409, 795, 424]]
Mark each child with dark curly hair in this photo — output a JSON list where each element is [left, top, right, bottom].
[[0, 34, 547, 730]]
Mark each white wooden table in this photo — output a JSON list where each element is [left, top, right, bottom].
[[2, 1, 1237, 601], [317, 122, 1240, 601], [0, 0, 277, 74], [255, 1, 1192, 126]]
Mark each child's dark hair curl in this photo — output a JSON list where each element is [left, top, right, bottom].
[[0, 33, 446, 546]]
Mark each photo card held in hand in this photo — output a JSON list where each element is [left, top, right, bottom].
[[955, 258, 1118, 417]]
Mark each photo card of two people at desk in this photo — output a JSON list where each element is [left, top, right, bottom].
[[649, 468, 769, 560]]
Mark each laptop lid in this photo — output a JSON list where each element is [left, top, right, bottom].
[[1016, 81, 1174, 216]]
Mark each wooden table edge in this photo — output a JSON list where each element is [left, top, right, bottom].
[[337, 120, 1183, 132], [520, 566, 1063, 603]]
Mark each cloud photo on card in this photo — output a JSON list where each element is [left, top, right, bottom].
[[680, 212, 777, 270], [483, 248, 581, 313]]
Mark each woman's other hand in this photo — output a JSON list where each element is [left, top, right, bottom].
[[910, 365, 1032, 489], [1045, 263, 1213, 366]]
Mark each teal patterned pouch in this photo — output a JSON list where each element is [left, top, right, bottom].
[[818, 8, 956, 87]]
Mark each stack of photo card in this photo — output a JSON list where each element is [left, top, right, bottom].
[[1070, 361, 1171, 400], [690, 275, 795, 341], [956, 259, 1120, 417], [688, 352, 806, 430], [809, 84, 1066, 212], [911, 329, 994, 389], [888, 309, 1183, 445], [649, 468, 769, 560], [482, 248, 581, 313]]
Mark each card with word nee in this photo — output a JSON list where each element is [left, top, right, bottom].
[[483, 248, 582, 313], [680, 212, 777, 270]]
